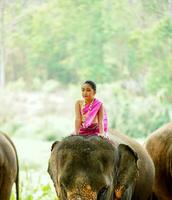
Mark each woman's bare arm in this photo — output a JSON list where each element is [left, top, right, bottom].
[[98, 104, 104, 136], [75, 100, 82, 134]]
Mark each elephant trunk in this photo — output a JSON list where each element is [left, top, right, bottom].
[[68, 194, 91, 200], [67, 184, 97, 200]]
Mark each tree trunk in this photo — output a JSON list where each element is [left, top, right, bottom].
[[169, 0, 172, 16], [0, 0, 5, 87]]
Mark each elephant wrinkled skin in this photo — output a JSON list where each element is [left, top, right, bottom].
[[145, 123, 172, 200], [48, 132, 154, 200], [0, 132, 19, 200]]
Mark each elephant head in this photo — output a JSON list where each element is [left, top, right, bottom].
[[48, 136, 138, 200]]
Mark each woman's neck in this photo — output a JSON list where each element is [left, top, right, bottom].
[[84, 98, 95, 104]]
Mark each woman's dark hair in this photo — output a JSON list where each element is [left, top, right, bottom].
[[84, 80, 96, 92]]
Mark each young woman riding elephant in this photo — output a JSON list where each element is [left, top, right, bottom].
[[48, 131, 155, 200], [74, 80, 108, 138]]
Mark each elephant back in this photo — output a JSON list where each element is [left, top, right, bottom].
[[0, 133, 18, 169], [145, 123, 172, 200]]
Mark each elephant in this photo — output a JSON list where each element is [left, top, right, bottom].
[[48, 131, 155, 200], [0, 132, 19, 200], [145, 122, 172, 200]]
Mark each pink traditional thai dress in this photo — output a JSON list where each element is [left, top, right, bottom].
[[79, 98, 108, 136]]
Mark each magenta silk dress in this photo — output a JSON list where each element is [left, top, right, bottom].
[[79, 98, 108, 136]]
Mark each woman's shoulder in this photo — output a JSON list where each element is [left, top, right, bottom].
[[75, 99, 84, 107], [95, 98, 103, 105]]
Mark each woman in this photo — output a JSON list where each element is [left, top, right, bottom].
[[74, 80, 108, 137]]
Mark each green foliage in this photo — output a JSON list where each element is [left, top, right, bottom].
[[2, 0, 172, 135], [10, 170, 57, 200], [145, 17, 172, 97], [3, 0, 171, 96], [103, 82, 171, 138], [1, 82, 172, 140], [111, 94, 170, 138]]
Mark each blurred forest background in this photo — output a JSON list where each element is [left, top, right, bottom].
[[0, 0, 172, 199]]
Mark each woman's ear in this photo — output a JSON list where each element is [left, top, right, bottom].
[[114, 144, 138, 199]]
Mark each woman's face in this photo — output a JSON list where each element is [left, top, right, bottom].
[[81, 83, 96, 102]]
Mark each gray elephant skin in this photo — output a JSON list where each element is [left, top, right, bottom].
[[145, 123, 172, 200], [48, 132, 155, 200], [0, 132, 19, 200]]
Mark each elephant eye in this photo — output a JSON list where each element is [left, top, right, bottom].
[[97, 186, 108, 200]]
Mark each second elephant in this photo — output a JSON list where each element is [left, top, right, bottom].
[[145, 123, 172, 200], [0, 132, 19, 200]]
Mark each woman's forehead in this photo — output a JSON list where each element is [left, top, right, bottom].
[[81, 83, 93, 90]]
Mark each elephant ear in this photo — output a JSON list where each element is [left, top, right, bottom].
[[167, 146, 172, 177], [114, 144, 138, 199], [48, 140, 60, 178], [48, 140, 60, 196]]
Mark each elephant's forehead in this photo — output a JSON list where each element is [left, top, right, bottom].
[[58, 144, 115, 160], [57, 144, 115, 177], [58, 148, 115, 174], [57, 137, 115, 152], [68, 183, 97, 200]]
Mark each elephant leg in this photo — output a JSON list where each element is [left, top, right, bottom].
[[0, 178, 13, 200]]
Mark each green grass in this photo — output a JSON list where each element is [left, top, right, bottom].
[[9, 138, 58, 200]]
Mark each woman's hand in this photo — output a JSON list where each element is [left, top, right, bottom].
[[71, 132, 78, 136], [98, 132, 109, 139], [98, 133, 105, 138]]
